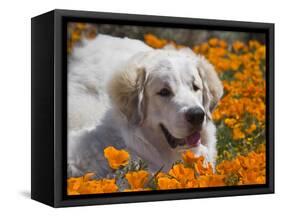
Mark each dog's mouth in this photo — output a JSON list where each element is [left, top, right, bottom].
[[160, 123, 201, 149]]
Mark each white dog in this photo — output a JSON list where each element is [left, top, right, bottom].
[[67, 34, 223, 177]]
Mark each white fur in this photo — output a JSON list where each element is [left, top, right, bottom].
[[68, 34, 223, 177], [68, 34, 151, 131]]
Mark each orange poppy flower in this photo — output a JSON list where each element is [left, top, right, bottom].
[[198, 175, 225, 187], [67, 173, 118, 195], [125, 170, 149, 189], [104, 146, 130, 169], [144, 34, 168, 49], [182, 150, 203, 164], [169, 164, 195, 183], [157, 177, 181, 190]]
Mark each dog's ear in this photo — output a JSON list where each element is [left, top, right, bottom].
[[197, 56, 223, 119], [108, 66, 148, 125]]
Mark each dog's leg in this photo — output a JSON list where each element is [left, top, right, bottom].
[[200, 121, 218, 171]]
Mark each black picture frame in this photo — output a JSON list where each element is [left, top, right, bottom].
[[31, 9, 274, 207]]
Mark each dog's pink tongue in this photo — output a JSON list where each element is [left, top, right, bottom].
[[185, 132, 201, 147]]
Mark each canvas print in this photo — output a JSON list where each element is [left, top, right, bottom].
[[67, 22, 266, 195]]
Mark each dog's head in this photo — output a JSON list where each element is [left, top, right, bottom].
[[108, 49, 223, 149]]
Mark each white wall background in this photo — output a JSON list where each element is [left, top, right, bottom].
[[0, 0, 279, 215]]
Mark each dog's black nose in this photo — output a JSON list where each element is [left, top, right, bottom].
[[185, 107, 205, 126]]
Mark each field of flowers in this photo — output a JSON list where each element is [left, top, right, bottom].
[[67, 24, 266, 195]]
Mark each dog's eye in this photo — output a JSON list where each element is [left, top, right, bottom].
[[158, 88, 172, 97], [193, 83, 200, 92]]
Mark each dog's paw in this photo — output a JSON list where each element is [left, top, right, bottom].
[[188, 144, 215, 168], [189, 143, 208, 157]]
